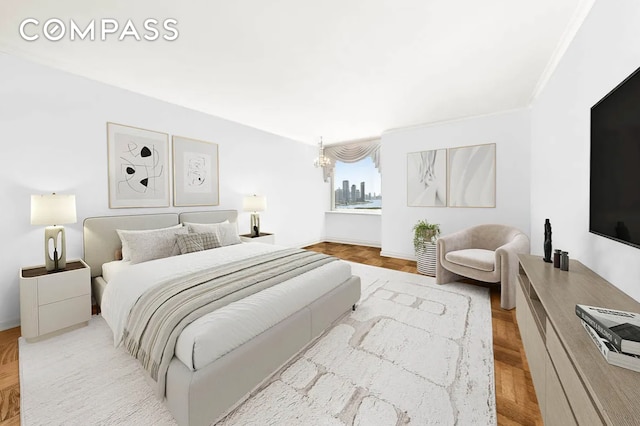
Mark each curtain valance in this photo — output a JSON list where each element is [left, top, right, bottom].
[[322, 139, 381, 182]]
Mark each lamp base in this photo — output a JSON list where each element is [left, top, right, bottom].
[[45, 225, 66, 272], [250, 213, 260, 237]]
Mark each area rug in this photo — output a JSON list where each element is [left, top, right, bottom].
[[20, 263, 495, 425]]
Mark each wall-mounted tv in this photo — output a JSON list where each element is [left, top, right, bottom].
[[590, 66, 640, 249]]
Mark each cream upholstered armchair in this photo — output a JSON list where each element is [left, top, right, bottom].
[[436, 224, 530, 310]]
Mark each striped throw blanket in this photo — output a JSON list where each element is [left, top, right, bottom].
[[122, 248, 337, 396]]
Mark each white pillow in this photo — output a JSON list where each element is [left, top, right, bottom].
[[217, 222, 242, 246], [117, 225, 187, 264], [117, 224, 184, 261], [184, 220, 229, 234]]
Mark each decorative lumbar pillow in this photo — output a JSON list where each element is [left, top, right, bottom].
[[184, 220, 229, 234], [176, 232, 221, 254], [117, 225, 187, 264], [117, 224, 184, 261]]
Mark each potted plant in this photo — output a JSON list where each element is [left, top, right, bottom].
[[413, 220, 440, 276]]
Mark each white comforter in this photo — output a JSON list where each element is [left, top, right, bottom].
[[101, 243, 352, 370]]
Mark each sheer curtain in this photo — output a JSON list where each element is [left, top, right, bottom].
[[321, 139, 381, 182]]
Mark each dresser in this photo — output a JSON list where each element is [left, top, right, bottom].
[[20, 259, 91, 342], [517, 254, 640, 425]]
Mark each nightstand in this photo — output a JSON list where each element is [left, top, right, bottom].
[[20, 259, 91, 342], [240, 232, 275, 244]]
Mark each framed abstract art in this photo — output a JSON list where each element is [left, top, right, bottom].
[[107, 122, 170, 208], [407, 149, 447, 207], [172, 135, 219, 206], [448, 143, 496, 207]]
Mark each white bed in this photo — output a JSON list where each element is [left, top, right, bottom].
[[83, 211, 361, 426]]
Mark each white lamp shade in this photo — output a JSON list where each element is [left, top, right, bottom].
[[31, 194, 77, 225], [243, 195, 267, 212]]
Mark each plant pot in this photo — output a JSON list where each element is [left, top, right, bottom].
[[416, 243, 436, 276], [416, 230, 436, 243]]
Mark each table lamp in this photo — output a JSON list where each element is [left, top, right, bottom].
[[242, 195, 267, 237], [31, 193, 77, 271]]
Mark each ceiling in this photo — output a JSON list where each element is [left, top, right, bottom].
[[0, 0, 594, 144]]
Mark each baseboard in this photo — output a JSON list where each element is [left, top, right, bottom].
[[323, 237, 381, 248], [0, 318, 20, 332], [380, 250, 416, 261]]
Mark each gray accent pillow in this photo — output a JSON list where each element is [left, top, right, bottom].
[[176, 233, 221, 254], [118, 226, 187, 264], [183, 220, 240, 246], [117, 224, 184, 261]]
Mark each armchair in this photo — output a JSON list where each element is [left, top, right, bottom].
[[436, 224, 530, 310]]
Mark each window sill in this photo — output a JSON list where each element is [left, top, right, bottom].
[[325, 209, 382, 216]]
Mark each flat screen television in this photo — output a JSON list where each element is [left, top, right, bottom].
[[590, 66, 640, 249]]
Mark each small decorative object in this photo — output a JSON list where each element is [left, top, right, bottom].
[[31, 193, 77, 271], [107, 122, 170, 208], [413, 219, 441, 276], [543, 219, 552, 263], [553, 249, 561, 268], [243, 194, 267, 237], [173, 135, 219, 206], [560, 251, 569, 271]]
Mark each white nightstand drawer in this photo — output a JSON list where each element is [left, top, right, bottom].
[[39, 294, 91, 335], [38, 268, 90, 305], [21, 259, 91, 342]]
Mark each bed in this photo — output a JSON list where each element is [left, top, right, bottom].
[[83, 210, 361, 426]]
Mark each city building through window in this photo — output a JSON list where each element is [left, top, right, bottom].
[[333, 157, 381, 210]]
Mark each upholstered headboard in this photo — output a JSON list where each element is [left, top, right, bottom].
[[83, 213, 179, 277], [83, 210, 239, 278], [179, 210, 238, 224]]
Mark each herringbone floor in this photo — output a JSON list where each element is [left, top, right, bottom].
[[0, 242, 542, 425]]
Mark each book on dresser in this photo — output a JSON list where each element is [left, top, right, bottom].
[[575, 304, 640, 355], [581, 320, 640, 373]]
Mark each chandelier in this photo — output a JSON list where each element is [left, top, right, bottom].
[[313, 137, 331, 168]]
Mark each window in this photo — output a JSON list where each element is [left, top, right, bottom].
[[333, 157, 381, 210]]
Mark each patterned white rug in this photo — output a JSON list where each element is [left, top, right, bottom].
[[20, 263, 495, 425]]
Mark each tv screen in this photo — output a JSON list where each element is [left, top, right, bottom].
[[590, 66, 640, 248]]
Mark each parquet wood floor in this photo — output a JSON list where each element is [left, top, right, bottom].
[[0, 327, 20, 426], [0, 242, 542, 425]]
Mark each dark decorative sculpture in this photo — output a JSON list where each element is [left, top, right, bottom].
[[252, 225, 260, 237], [543, 219, 552, 263]]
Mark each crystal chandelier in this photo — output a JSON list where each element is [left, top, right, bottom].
[[313, 137, 331, 168]]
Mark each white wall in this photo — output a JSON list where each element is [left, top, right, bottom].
[[0, 53, 328, 330], [324, 212, 381, 247], [380, 109, 531, 260], [530, 1, 640, 301]]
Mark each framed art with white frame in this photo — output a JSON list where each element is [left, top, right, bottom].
[[448, 142, 496, 208], [407, 149, 447, 207], [107, 122, 170, 208], [172, 135, 219, 206]]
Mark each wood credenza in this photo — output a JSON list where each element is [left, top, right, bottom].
[[516, 254, 640, 425]]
